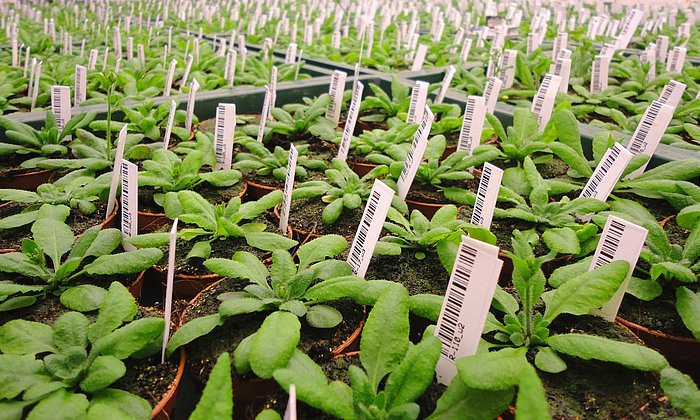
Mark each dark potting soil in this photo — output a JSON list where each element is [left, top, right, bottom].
[[136, 181, 246, 215], [618, 284, 699, 339], [456, 207, 548, 256], [180, 279, 365, 388], [286, 197, 362, 238], [539, 314, 681, 418], [365, 251, 451, 296], [0, 152, 42, 178], [406, 177, 480, 205]]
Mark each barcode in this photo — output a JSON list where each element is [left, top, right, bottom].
[[628, 101, 662, 154], [437, 244, 478, 358], [121, 163, 132, 233], [458, 97, 477, 150], [470, 165, 492, 226], [52, 87, 65, 130], [658, 81, 680, 104], [580, 143, 623, 198], [554, 59, 563, 76], [532, 74, 553, 115], [594, 219, 625, 267], [668, 48, 680, 72], [483, 78, 496, 104], [400, 111, 430, 181], [348, 189, 381, 272], [406, 84, 422, 124], [214, 105, 226, 164], [326, 71, 340, 119], [592, 56, 603, 92]]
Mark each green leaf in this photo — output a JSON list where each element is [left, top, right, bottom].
[[218, 297, 266, 317], [361, 285, 410, 391], [26, 389, 89, 420], [516, 363, 549, 419], [456, 347, 528, 390], [660, 367, 700, 418], [31, 218, 74, 269], [426, 378, 513, 420], [167, 314, 224, 357], [322, 197, 345, 225], [543, 261, 629, 322], [297, 234, 347, 269], [53, 312, 89, 351], [0, 320, 55, 355], [651, 261, 696, 283], [408, 294, 443, 322], [304, 275, 367, 302], [80, 356, 126, 393], [547, 333, 668, 371], [385, 334, 442, 408], [204, 252, 269, 286], [542, 227, 580, 255], [533, 347, 567, 373], [677, 204, 700, 230], [88, 388, 151, 420], [60, 285, 108, 312], [83, 248, 163, 276], [88, 282, 138, 343], [626, 277, 662, 301], [244, 232, 298, 251], [94, 317, 164, 359], [250, 311, 300, 379], [676, 287, 700, 341], [306, 304, 343, 328], [190, 352, 232, 420], [0, 354, 51, 399], [255, 410, 282, 420]]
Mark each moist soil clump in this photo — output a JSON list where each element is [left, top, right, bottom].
[[286, 198, 362, 238], [365, 251, 450, 296], [406, 178, 480, 205]]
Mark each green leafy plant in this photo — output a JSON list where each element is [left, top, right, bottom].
[[347, 123, 417, 161], [233, 138, 326, 181], [89, 100, 191, 143], [0, 282, 163, 419], [359, 78, 411, 124], [246, 94, 338, 143]]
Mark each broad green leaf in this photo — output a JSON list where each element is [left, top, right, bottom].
[[218, 298, 266, 317], [167, 314, 224, 357], [250, 311, 300, 378], [660, 367, 700, 418], [304, 275, 367, 302], [408, 294, 443, 322], [26, 389, 89, 420], [385, 335, 441, 408], [79, 356, 126, 392], [0, 355, 51, 399], [60, 285, 108, 312], [651, 261, 696, 283], [676, 287, 700, 341], [626, 277, 662, 301], [297, 234, 347, 269], [53, 312, 89, 351], [89, 388, 151, 420], [0, 320, 55, 355], [425, 376, 513, 420], [305, 304, 343, 328], [88, 282, 138, 343], [516, 363, 549, 419], [31, 219, 74, 270], [244, 232, 298, 251], [456, 347, 528, 390], [190, 352, 232, 420], [542, 227, 580, 255], [533, 347, 567, 373], [94, 318, 164, 359], [83, 248, 163, 276]]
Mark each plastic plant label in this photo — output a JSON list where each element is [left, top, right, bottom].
[[87, 49, 97, 69], [496, 49, 517, 88], [30, 61, 41, 111], [285, 42, 297, 64], [283, 384, 297, 420], [397, 107, 435, 199], [406, 81, 429, 125], [106, 125, 128, 219], [666, 47, 686, 73], [184, 79, 199, 133], [434, 65, 456, 104], [460, 38, 472, 62], [457, 96, 486, 155], [552, 32, 568, 61], [294, 49, 303, 81], [51, 86, 71, 139], [225, 50, 237, 86], [338, 81, 363, 161], [590, 54, 610, 94], [163, 59, 177, 97], [483, 76, 503, 114], [552, 58, 572, 93], [180, 54, 194, 91], [127, 37, 133, 61], [74, 65, 87, 106], [257, 86, 272, 142], [347, 180, 395, 278], [102, 47, 109, 72], [657, 80, 687, 109], [270, 66, 278, 110], [138, 44, 145, 65], [326, 70, 348, 125], [162, 100, 177, 150], [411, 44, 428, 71], [470, 163, 504, 230], [641, 45, 657, 83], [434, 235, 503, 385], [279, 144, 298, 233], [657, 35, 669, 63], [579, 142, 633, 201], [23, 47, 30, 78], [589, 216, 647, 322], [120, 159, 138, 251], [214, 103, 236, 171], [614, 9, 643, 50], [11, 38, 18, 67], [531, 74, 562, 129], [161, 218, 179, 363], [114, 58, 122, 75], [624, 100, 675, 179]]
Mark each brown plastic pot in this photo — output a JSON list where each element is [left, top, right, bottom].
[[0, 168, 54, 190], [151, 347, 187, 420], [245, 179, 281, 201], [127, 270, 147, 300], [100, 200, 119, 229], [405, 199, 445, 219], [348, 160, 377, 177]]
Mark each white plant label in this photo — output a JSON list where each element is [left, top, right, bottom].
[[11, 38, 18, 67], [614, 9, 643, 50], [406, 81, 429, 125], [74, 65, 87, 106], [257, 86, 272, 142], [283, 384, 297, 420], [180, 54, 194, 91], [552, 32, 568, 61], [483, 77, 503, 114], [127, 37, 133, 61], [347, 180, 395, 278], [657, 35, 669, 63], [496, 49, 517, 88], [579, 142, 633, 201], [184, 78, 199, 132], [552, 58, 572, 93], [589, 216, 647, 322], [434, 235, 503, 385], [657, 80, 687, 109], [531, 74, 562, 129], [51, 86, 71, 138], [162, 100, 177, 149], [270, 66, 278, 110], [411, 44, 428, 71], [338, 81, 363, 161], [666, 47, 686, 73], [278, 144, 298, 233], [161, 218, 179, 364], [225, 50, 237, 86], [460, 38, 472, 62], [326, 70, 347, 125], [163, 59, 177, 97], [106, 126, 128, 219], [434, 65, 456, 104], [397, 107, 435, 199], [590, 55, 610, 94], [457, 96, 486, 155], [23, 47, 30, 78], [285, 42, 297, 64], [138, 44, 145, 65], [625, 100, 675, 178], [213, 103, 236, 171], [30, 61, 41, 111], [120, 159, 138, 251], [470, 163, 503, 230]]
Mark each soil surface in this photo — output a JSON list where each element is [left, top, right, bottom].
[[286, 197, 362, 238], [618, 284, 698, 339], [406, 178, 480, 205], [365, 251, 451, 296], [136, 180, 246, 215]]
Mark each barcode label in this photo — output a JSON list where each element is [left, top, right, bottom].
[[406, 81, 429, 124], [114, 26, 122, 58], [331, 31, 341, 48], [590, 55, 610, 94], [434, 236, 503, 385], [579, 143, 633, 201], [397, 107, 435, 199], [641, 45, 657, 83], [30, 61, 41, 111], [121, 159, 139, 250], [346, 180, 395, 278], [23, 47, 31, 78], [51, 86, 71, 139], [460, 38, 472, 62], [225, 50, 237, 86], [162, 100, 177, 149], [589, 215, 647, 321], [257, 86, 272, 142], [180, 54, 194, 91], [434, 65, 456, 104], [127, 37, 133, 61], [184, 79, 199, 133], [283, 384, 297, 420], [411, 44, 428, 71], [613, 9, 643, 50], [114, 58, 121, 75], [531, 74, 562, 129], [624, 100, 674, 179], [137, 44, 145, 65], [552, 32, 568, 62], [74, 65, 87, 106], [101, 47, 109, 72], [656, 35, 669, 63], [551, 58, 572, 93], [285, 42, 297, 64], [665, 46, 686, 73], [163, 59, 177, 97], [526, 33, 538, 55], [279, 144, 298, 233], [337, 81, 363, 161], [106, 126, 128, 219], [11, 38, 18, 67], [496, 49, 517, 88], [270, 66, 278, 110], [294, 49, 303, 81], [657, 80, 687, 109], [326, 70, 348, 125], [214, 103, 236, 170], [457, 96, 486, 155], [483, 77, 503, 114], [470, 163, 503, 230], [161, 218, 179, 363]]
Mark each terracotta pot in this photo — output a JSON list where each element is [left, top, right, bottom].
[[100, 200, 119, 229], [127, 270, 147, 300], [405, 198, 445, 219], [272, 204, 353, 242], [348, 160, 377, 177], [245, 179, 281, 201], [151, 347, 187, 420], [442, 145, 456, 160], [0, 168, 54, 190]]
